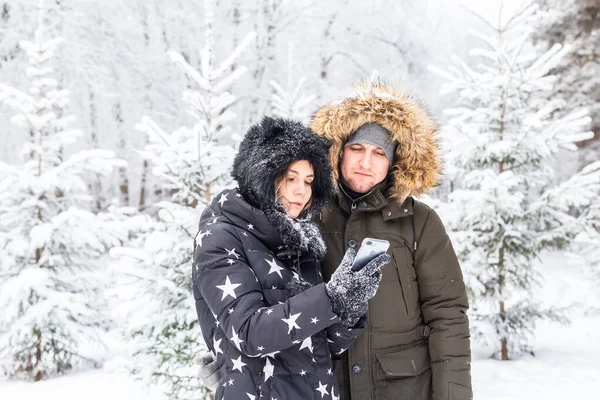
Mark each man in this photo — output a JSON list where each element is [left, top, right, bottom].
[[309, 81, 472, 400], [196, 81, 472, 400]]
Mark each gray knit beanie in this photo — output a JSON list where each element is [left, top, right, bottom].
[[344, 123, 397, 164]]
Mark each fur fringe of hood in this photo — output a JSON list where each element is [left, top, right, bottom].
[[309, 81, 441, 204]]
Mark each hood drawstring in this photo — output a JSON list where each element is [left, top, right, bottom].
[[411, 197, 418, 252]]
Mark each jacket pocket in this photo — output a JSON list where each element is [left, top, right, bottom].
[[391, 246, 418, 319], [449, 382, 473, 400], [375, 343, 431, 380]]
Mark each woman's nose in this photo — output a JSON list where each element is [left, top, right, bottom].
[[294, 183, 306, 196]]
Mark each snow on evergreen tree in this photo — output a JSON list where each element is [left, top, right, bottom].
[[269, 42, 316, 122], [0, 29, 125, 381], [567, 190, 600, 315], [430, 3, 600, 360], [534, 0, 600, 165], [110, 1, 255, 398]]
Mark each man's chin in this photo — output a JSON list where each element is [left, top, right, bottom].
[[345, 180, 376, 194]]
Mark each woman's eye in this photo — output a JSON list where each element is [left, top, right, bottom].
[[305, 181, 313, 186]]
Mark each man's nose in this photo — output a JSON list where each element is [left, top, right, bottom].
[[359, 152, 372, 168]]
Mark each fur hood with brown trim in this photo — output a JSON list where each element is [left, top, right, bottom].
[[309, 81, 441, 204]]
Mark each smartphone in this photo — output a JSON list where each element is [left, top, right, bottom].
[[351, 238, 390, 272]]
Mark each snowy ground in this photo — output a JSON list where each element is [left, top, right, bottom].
[[1, 251, 598, 400]]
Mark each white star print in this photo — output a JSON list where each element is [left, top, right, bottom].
[[227, 258, 235, 265], [299, 336, 313, 353], [311, 317, 319, 324], [337, 348, 347, 355], [236, 192, 242, 197], [195, 230, 212, 248], [335, 332, 342, 337], [316, 381, 329, 398], [213, 337, 223, 356], [225, 248, 240, 259], [261, 351, 280, 359], [331, 388, 340, 400], [281, 312, 302, 334], [228, 307, 235, 314], [266, 258, 285, 278], [231, 326, 244, 350], [228, 378, 234, 386], [247, 223, 254, 230], [242, 232, 248, 236], [299, 369, 307, 376], [207, 216, 219, 225], [265, 308, 274, 315], [257, 346, 265, 351], [218, 192, 228, 207], [263, 358, 274, 381], [247, 394, 256, 400], [232, 355, 247, 373], [292, 271, 300, 281], [327, 368, 333, 376], [216, 276, 242, 301]]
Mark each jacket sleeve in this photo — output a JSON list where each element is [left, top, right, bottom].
[[326, 316, 366, 358], [193, 224, 341, 357], [415, 208, 472, 400]]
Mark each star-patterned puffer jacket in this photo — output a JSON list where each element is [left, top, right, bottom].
[[192, 188, 364, 400]]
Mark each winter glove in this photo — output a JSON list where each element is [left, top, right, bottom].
[[339, 300, 368, 328], [193, 352, 220, 391], [325, 247, 390, 323]]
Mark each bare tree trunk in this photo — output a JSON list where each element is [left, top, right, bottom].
[[320, 15, 337, 80], [115, 101, 129, 205], [88, 90, 104, 211]]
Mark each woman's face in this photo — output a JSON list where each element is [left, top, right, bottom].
[[277, 160, 314, 219]]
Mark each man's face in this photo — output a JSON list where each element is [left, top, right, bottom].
[[340, 143, 390, 193]]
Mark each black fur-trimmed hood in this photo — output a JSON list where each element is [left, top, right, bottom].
[[232, 116, 335, 216]]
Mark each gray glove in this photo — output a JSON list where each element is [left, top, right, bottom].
[[193, 352, 220, 392], [341, 301, 368, 328], [325, 247, 390, 325]]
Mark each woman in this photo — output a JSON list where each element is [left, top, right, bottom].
[[192, 116, 389, 400]]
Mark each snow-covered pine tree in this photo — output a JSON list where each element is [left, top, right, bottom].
[[430, 3, 600, 360], [111, 1, 255, 398], [0, 29, 125, 381], [534, 0, 600, 164], [269, 42, 316, 122]]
